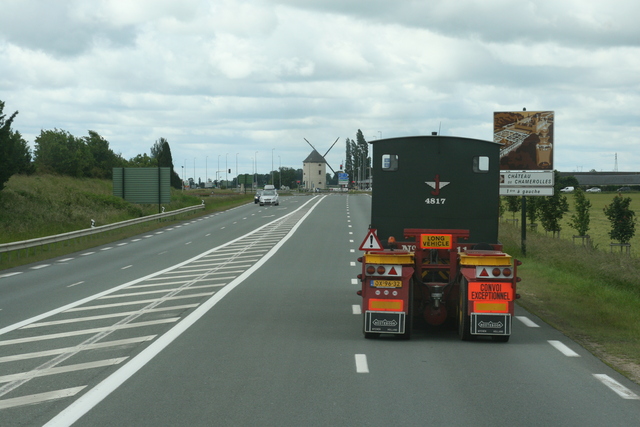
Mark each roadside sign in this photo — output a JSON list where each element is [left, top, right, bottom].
[[359, 229, 383, 251], [495, 111, 555, 197], [338, 173, 349, 186], [500, 171, 553, 186], [499, 187, 555, 196]]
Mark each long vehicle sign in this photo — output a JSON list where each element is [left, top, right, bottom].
[[420, 234, 452, 249]]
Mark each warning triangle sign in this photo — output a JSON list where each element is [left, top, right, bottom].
[[359, 229, 383, 251]]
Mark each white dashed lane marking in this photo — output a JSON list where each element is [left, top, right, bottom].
[[593, 374, 640, 400], [548, 340, 580, 357], [516, 316, 540, 327]]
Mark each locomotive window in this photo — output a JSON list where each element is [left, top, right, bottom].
[[473, 156, 489, 173], [381, 154, 398, 171]]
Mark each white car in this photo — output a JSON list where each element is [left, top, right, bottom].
[[560, 186, 574, 193], [586, 187, 601, 192], [259, 189, 279, 206]]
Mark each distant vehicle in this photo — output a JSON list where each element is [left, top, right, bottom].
[[585, 187, 601, 193], [617, 186, 631, 192], [259, 189, 279, 206], [560, 186, 574, 193], [254, 191, 262, 204]]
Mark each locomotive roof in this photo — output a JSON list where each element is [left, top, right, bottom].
[[369, 134, 501, 146]]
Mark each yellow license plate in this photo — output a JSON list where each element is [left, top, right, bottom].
[[371, 280, 402, 288], [420, 234, 452, 249]]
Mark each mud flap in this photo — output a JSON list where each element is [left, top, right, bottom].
[[471, 313, 511, 336], [365, 311, 406, 334]]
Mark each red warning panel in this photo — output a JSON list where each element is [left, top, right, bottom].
[[359, 229, 383, 251], [468, 282, 513, 301]]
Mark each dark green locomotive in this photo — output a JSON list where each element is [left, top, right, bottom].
[[370, 135, 502, 245]]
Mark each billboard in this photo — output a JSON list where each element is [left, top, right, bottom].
[[494, 111, 554, 196], [113, 167, 171, 204]]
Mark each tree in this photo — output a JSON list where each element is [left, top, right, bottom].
[[34, 129, 91, 177], [0, 101, 33, 190], [128, 153, 156, 167], [151, 138, 182, 189], [356, 129, 369, 181], [505, 196, 520, 218], [526, 196, 540, 225], [537, 171, 570, 236], [557, 174, 579, 189], [538, 193, 569, 236], [568, 188, 591, 236], [345, 138, 353, 186], [603, 194, 636, 244], [84, 130, 124, 179], [344, 131, 372, 188]]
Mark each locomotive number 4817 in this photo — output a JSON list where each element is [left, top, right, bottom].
[[425, 198, 446, 205]]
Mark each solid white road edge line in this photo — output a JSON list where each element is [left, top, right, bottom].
[[43, 195, 326, 427]]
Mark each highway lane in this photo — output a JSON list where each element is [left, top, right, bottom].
[[1, 193, 640, 426], [53, 194, 640, 426], [0, 196, 301, 329], [0, 194, 314, 425]]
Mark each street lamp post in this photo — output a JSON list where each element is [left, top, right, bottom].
[[206, 156, 208, 183], [236, 153, 239, 188], [225, 153, 228, 188], [271, 148, 274, 185], [255, 151, 258, 189], [278, 155, 281, 188], [217, 155, 220, 187]]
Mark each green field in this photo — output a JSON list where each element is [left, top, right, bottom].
[[504, 191, 640, 256], [499, 198, 640, 384]]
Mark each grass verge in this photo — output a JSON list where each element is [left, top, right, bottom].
[[0, 174, 254, 269], [500, 223, 640, 384]]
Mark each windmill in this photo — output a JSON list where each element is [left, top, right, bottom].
[[303, 137, 340, 174]]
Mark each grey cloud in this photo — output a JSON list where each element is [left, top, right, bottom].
[[0, 1, 137, 56]]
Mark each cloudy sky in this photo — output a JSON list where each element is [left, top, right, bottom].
[[1, 0, 639, 182]]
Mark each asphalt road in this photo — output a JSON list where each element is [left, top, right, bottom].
[[1, 193, 639, 426]]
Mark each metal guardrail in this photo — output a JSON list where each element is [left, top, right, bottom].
[[0, 204, 205, 254]]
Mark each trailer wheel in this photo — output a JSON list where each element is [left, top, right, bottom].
[[364, 332, 379, 339], [491, 335, 510, 343], [458, 278, 472, 341]]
